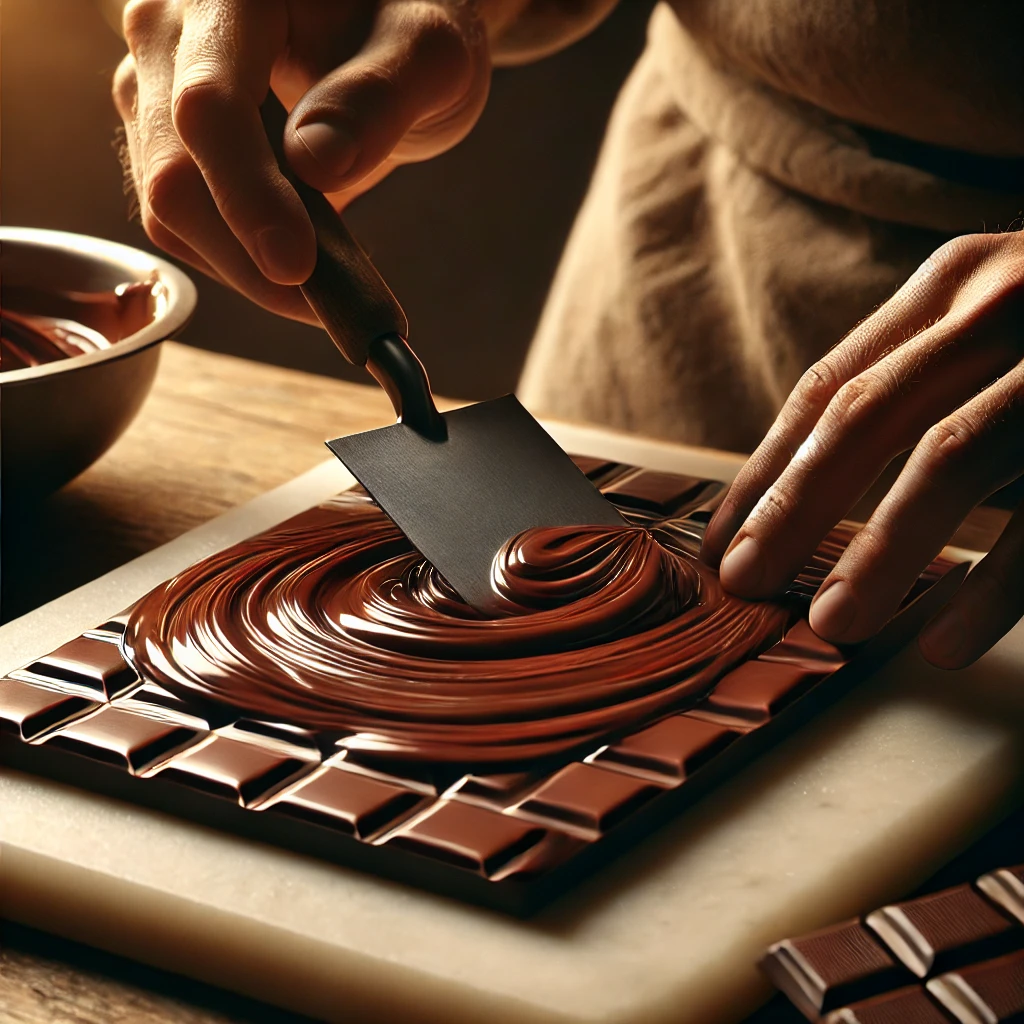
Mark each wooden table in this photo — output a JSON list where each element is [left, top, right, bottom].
[[0, 342, 1010, 1024]]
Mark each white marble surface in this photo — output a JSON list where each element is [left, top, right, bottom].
[[2, 424, 1022, 1024]]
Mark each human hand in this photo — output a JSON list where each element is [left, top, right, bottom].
[[701, 231, 1024, 669], [113, 0, 498, 322]]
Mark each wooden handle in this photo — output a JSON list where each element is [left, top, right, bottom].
[[260, 94, 407, 366]]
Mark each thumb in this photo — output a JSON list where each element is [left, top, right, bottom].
[[283, 0, 490, 194]]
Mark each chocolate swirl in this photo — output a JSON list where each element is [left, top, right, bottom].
[[124, 492, 790, 763]]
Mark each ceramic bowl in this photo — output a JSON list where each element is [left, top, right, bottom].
[[1, 226, 196, 502]]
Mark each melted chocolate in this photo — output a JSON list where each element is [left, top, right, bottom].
[[0, 280, 156, 371], [123, 492, 790, 764]]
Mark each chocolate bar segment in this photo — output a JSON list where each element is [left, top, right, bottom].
[[824, 986, 954, 1024], [267, 764, 425, 839], [977, 867, 1024, 927], [760, 620, 848, 671], [153, 733, 316, 807], [42, 705, 204, 775], [384, 800, 546, 876], [513, 762, 664, 835], [759, 919, 912, 1018], [445, 771, 542, 809], [16, 636, 138, 699], [601, 468, 712, 514], [591, 715, 739, 781], [926, 950, 1024, 1024], [867, 885, 1021, 977], [698, 660, 827, 725], [0, 676, 98, 741]]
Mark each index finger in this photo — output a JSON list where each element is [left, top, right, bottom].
[[700, 251, 958, 568], [171, 0, 316, 284]]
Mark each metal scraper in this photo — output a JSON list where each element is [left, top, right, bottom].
[[263, 96, 625, 611]]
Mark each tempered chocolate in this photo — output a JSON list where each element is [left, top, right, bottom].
[[0, 676, 97, 742], [0, 459, 964, 913], [760, 920, 912, 1017], [824, 986, 954, 1024], [122, 492, 792, 764], [926, 950, 1024, 1023], [764, 874, 1024, 1023], [866, 885, 1021, 977], [977, 867, 1024, 927], [14, 635, 139, 699], [590, 714, 739, 780]]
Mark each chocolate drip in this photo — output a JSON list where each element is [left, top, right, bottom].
[[124, 493, 789, 763]]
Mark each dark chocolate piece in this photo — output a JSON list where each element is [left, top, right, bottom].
[[926, 950, 1024, 1024], [760, 620, 848, 671], [384, 800, 546, 876], [514, 762, 663, 835], [977, 867, 1024, 927], [153, 732, 315, 807], [445, 771, 542, 809], [115, 681, 213, 729], [267, 763, 424, 839], [699, 660, 826, 724], [824, 986, 953, 1024], [867, 885, 1021, 977], [16, 636, 137, 699], [590, 714, 739, 780], [760, 919, 912, 1018], [0, 676, 98, 741], [600, 468, 710, 513], [42, 705, 203, 775]]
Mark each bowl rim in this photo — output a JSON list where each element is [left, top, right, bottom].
[[0, 225, 197, 384]]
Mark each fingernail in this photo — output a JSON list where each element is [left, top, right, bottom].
[[255, 225, 313, 285], [809, 580, 857, 639], [295, 121, 358, 178], [919, 609, 966, 666], [702, 508, 740, 566], [719, 535, 764, 593]]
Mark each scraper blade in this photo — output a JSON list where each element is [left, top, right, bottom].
[[328, 394, 626, 612]]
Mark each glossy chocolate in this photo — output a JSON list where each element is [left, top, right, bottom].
[[123, 490, 792, 763], [866, 885, 1021, 977], [977, 867, 1024, 927], [824, 986, 954, 1024], [760, 920, 911, 1017], [1, 280, 156, 371], [926, 950, 1024, 1024], [2, 461, 965, 913], [16, 636, 139, 699], [765, 875, 1024, 1024]]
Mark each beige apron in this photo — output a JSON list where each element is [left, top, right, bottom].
[[518, 4, 1024, 454]]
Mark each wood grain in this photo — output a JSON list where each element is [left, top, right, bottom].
[[1, 341, 403, 622]]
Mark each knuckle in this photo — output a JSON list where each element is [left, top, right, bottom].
[[144, 154, 200, 227], [409, 8, 472, 76], [794, 360, 841, 412], [916, 416, 978, 478], [927, 233, 992, 277], [171, 77, 238, 142], [122, 0, 169, 51], [111, 57, 138, 118], [824, 373, 889, 437]]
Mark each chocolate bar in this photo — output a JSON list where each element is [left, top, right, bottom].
[[0, 459, 964, 914], [762, 869, 1024, 1022]]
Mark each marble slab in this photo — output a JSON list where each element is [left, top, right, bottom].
[[2, 421, 1023, 1024]]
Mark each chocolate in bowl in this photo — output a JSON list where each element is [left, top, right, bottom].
[[1, 226, 196, 501]]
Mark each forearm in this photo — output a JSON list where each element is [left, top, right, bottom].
[[483, 0, 622, 65]]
